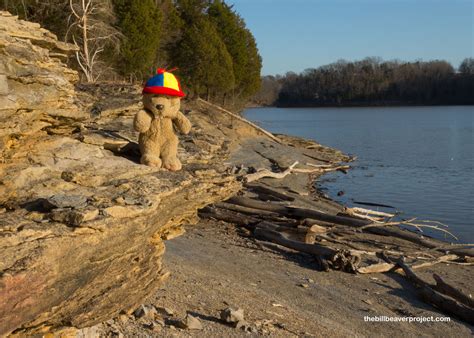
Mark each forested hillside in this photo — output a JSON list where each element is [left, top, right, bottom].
[[1, 0, 262, 104], [254, 58, 474, 107]]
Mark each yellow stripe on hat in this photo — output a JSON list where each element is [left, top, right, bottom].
[[163, 72, 180, 91]]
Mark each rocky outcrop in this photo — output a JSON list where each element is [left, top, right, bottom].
[[0, 11, 82, 157], [0, 13, 242, 335], [0, 12, 351, 336]]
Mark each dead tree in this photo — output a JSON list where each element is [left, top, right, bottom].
[[67, 0, 120, 82]]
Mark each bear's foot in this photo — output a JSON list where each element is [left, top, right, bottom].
[[140, 154, 162, 167], [162, 157, 182, 171]]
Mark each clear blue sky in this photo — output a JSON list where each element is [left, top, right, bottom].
[[230, 0, 473, 75]]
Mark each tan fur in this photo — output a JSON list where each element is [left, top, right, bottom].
[[134, 94, 191, 171]]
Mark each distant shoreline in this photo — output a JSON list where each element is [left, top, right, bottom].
[[248, 102, 474, 109]]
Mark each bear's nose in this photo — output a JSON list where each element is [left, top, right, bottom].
[[155, 104, 164, 110]]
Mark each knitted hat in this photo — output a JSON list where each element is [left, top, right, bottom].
[[142, 68, 185, 97]]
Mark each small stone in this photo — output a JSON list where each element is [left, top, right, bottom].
[[118, 314, 128, 323], [220, 307, 245, 325], [47, 194, 88, 209], [176, 314, 203, 330], [274, 322, 286, 329], [50, 207, 99, 227], [76, 325, 102, 338], [235, 320, 249, 329], [154, 318, 165, 327], [26, 211, 45, 222], [115, 196, 126, 205], [134, 305, 157, 319], [363, 299, 373, 305], [299, 283, 309, 288], [144, 321, 162, 332], [154, 306, 174, 316]]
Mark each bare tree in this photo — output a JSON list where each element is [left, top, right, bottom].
[[67, 0, 121, 82]]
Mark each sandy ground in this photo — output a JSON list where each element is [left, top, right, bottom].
[[96, 220, 473, 337]]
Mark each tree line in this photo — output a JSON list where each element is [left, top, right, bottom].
[[1, 0, 262, 103], [254, 57, 474, 107]]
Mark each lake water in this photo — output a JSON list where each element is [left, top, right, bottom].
[[244, 106, 474, 243]]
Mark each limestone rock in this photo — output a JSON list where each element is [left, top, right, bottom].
[[176, 314, 203, 330], [133, 305, 157, 320], [0, 12, 242, 336], [0, 11, 82, 157], [220, 307, 245, 325]]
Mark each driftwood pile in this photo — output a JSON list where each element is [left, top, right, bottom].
[[199, 161, 474, 325]]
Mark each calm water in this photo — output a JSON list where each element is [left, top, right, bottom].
[[244, 106, 474, 243]]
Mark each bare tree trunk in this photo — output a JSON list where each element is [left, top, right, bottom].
[[81, 1, 91, 82], [68, 0, 120, 83]]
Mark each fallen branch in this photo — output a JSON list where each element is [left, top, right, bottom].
[[306, 163, 336, 168], [359, 222, 474, 257], [254, 223, 361, 272], [346, 207, 395, 218], [292, 165, 350, 174], [197, 98, 283, 144], [254, 224, 337, 257], [245, 184, 295, 201], [214, 202, 280, 217], [432, 274, 474, 308], [245, 161, 299, 182], [357, 254, 459, 274], [227, 196, 369, 227], [198, 207, 257, 228], [396, 257, 474, 324], [226, 196, 474, 257]]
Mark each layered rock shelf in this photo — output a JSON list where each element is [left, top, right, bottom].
[[0, 12, 244, 335]]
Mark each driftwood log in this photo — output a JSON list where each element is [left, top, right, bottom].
[[254, 224, 360, 272], [357, 254, 459, 274], [396, 258, 474, 324], [221, 196, 474, 257], [432, 274, 474, 308]]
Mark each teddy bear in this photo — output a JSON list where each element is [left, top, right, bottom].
[[134, 69, 191, 171]]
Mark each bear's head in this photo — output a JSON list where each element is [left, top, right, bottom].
[[142, 94, 181, 119]]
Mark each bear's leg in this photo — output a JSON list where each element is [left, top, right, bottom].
[[161, 138, 182, 171], [139, 133, 162, 167], [141, 153, 162, 167]]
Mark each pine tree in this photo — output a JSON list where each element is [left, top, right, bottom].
[[170, 0, 235, 99], [113, 0, 162, 79], [208, 0, 262, 100], [173, 17, 234, 99], [156, 0, 184, 65]]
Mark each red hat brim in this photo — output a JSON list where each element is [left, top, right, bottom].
[[142, 86, 185, 97]]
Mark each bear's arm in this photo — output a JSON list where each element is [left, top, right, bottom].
[[173, 111, 192, 135], [134, 109, 153, 133]]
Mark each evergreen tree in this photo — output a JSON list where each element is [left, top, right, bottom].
[[156, 0, 184, 65], [208, 0, 262, 100], [242, 28, 263, 98], [113, 0, 162, 79], [173, 17, 234, 99]]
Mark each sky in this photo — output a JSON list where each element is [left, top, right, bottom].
[[230, 0, 473, 75]]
